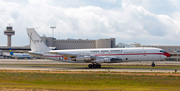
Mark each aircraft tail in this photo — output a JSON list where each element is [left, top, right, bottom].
[[9, 48, 14, 55], [27, 28, 51, 52]]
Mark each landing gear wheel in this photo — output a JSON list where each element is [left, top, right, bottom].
[[97, 64, 101, 68], [93, 64, 97, 68], [88, 63, 101, 68], [151, 62, 155, 67], [88, 64, 92, 68]]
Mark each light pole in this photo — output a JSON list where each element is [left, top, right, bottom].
[[50, 26, 56, 38]]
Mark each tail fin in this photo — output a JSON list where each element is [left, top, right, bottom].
[[27, 28, 51, 52], [9, 48, 13, 55]]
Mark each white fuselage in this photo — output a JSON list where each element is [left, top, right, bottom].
[[30, 47, 167, 63], [12, 53, 31, 58]]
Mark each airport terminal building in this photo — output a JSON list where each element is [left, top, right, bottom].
[[41, 37, 116, 50]]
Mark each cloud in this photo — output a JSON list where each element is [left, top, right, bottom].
[[0, 0, 180, 46], [103, 0, 117, 4], [28, 0, 51, 4]]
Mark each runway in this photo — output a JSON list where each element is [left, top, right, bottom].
[[0, 65, 179, 73], [0, 59, 180, 73]]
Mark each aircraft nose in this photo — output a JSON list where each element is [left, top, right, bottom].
[[163, 53, 171, 57]]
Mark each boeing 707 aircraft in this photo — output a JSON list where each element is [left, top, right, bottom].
[[27, 28, 171, 68]]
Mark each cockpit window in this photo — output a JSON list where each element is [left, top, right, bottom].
[[160, 50, 167, 53]]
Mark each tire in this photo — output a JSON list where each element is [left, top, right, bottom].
[[99, 65, 101, 68], [97, 64, 101, 68], [88, 64, 92, 68], [151, 63, 155, 67], [93, 64, 97, 68]]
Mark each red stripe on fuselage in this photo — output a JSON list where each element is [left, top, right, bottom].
[[95, 53, 162, 56], [41, 53, 163, 57]]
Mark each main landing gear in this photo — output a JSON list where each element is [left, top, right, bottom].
[[151, 62, 155, 67], [88, 63, 101, 68]]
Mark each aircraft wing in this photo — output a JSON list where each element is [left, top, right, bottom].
[[28, 53, 42, 57], [47, 52, 77, 58], [47, 51, 122, 63], [26, 52, 43, 58]]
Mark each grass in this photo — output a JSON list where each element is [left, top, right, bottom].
[[0, 71, 180, 90]]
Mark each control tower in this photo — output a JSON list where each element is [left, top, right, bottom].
[[4, 26, 15, 47]]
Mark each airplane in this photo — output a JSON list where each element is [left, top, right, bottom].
[[27, 28, 171, 68], [9, 48, 31, 59]]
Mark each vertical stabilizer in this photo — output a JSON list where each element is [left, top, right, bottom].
[[9, 48, 13, 55], [27, 28, 51, 52]]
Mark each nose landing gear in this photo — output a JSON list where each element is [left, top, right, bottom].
[[151, 62, 155, 67], [88, 63, 101, 68]]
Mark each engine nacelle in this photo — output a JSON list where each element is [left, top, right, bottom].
[[71, 56, 122, 63], [93, 58, 111, 63], [71, 56, 92, 61]]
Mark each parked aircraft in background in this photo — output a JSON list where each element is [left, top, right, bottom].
[[27, 28, 171, 68], [9, 48, 31, 59]]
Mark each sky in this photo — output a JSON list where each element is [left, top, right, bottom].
[[0, 0, 180, 46]]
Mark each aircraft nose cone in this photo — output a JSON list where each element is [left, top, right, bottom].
[[163, 53, 171, 57]]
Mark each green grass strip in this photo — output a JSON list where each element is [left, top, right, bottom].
[[0, 71, 180, 90]]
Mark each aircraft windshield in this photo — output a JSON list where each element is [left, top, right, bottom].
[[160, 50, 167, 53]]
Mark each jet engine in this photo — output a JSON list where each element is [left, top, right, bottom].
[[92, 58, 111, 63], [71, 56, 92, 62], [71, 56, 122, 63]]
